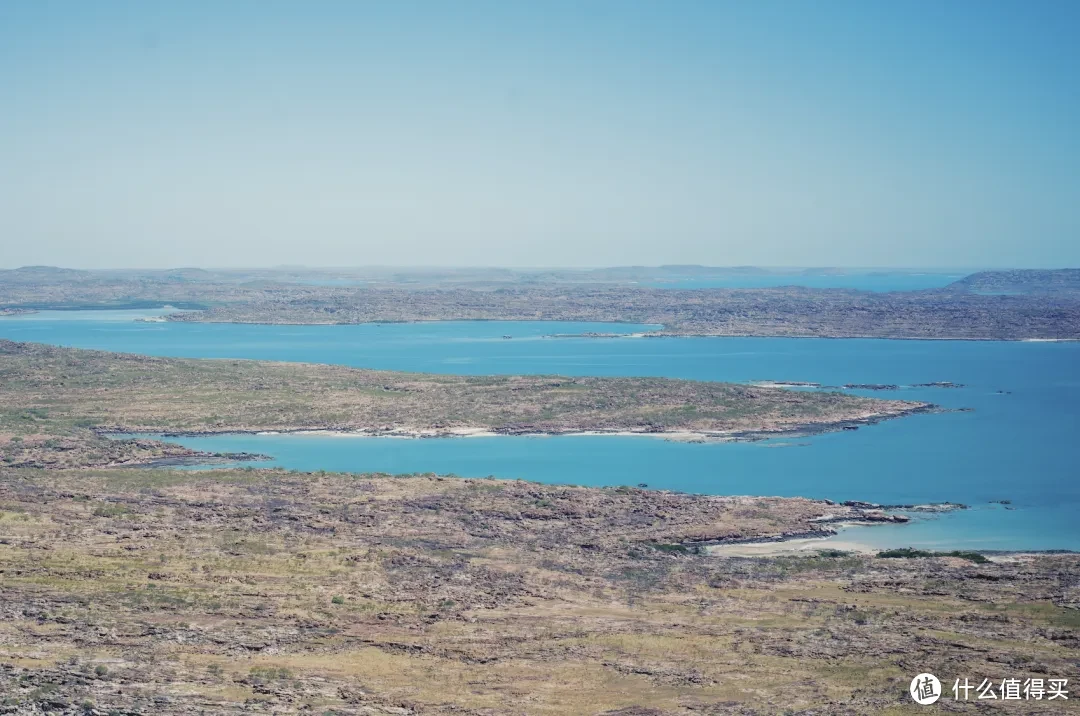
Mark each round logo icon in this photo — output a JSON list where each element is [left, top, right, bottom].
[[910, 673, 942, 705]]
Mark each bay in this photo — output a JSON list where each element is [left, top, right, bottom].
[[3, 310, 1077, 551]]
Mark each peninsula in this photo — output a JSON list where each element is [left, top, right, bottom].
[[0, 340, 926, 469]]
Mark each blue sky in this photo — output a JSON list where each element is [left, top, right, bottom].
[[1, 1, 1077, 268]]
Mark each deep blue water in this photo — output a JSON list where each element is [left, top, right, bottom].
[[641, 272, 964, 291], [2, 310, 1077, 551]]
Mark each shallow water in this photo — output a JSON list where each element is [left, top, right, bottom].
[[3, 311, 1078, 551]]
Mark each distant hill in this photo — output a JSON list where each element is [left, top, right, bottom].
[[584, 266, 778, 280], [0, 266, 95, 282], [947, 269, 1080, 294]]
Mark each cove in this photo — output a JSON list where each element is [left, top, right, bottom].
[[3, 311, 1078, 551]]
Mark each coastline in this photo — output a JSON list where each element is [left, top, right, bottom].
[[6, 306, 1073, 341], [156, 311, 1080, 342], [580, 330, 1080, 342], [705, 537, 1077, 559], [117, 403, 935, 445], [706, 536, 878, 557]]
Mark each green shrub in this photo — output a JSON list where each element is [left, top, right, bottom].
[[943, 550, 990, 564], [877, 547, 989, 564], [92, 503, 132, 518], [877, 548, 934, 559]]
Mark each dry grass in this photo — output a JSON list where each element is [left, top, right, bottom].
[[0, 339, 923, 438], [0, 467, 1076, 714]]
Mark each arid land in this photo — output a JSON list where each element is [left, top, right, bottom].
[[1, 270, 1077, 714], [0, 340, 928, 470], [0, 467, 1077, 715], [164, 286, 1080, 340], [2, 267, 1080, 339]]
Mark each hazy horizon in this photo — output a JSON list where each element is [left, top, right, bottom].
[[2, 1, 1078, 269], [0, 262, 1000, 273]]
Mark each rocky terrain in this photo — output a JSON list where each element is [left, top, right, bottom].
[[0, 434, 268, 471], [0, 340, 928, 469], [3, 267, 1080, 339], [1, 267, 1076, 714], [0, 467, 1077, 715], [159, 285, 1080, 340], [943, 269, 1080, 295]]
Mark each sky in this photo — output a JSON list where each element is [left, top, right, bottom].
[[1, 1, 1078, 269]]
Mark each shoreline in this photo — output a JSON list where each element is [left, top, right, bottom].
[[159, 315, 1080, 343], [84, 438, 1071, 556], [108, 405, 935, 445], [159, 312, 1080, 342], [584, 330, 1080, 343], [7, 308, 1076, 341], [706, 536, 878, 557], [704, 536, 1078, 559]]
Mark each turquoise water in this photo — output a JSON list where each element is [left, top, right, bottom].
[[642, 272, 964, 291], [129, 431, 1077, 552], [2, 311, 1077, 551]]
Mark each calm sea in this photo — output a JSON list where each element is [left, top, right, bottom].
[[2, 310, 1077, 551]]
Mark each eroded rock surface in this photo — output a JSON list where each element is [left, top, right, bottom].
[[0, 468, 1076, 714]]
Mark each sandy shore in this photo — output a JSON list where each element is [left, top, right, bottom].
[[706, 538, 1068, 562], [706, 537, 877, 557], [281, 427, 504, 439], [137, 404, 928, 446], [254, 426, 767, 442], [1022, 337, 1080, 342], [238, 409, 926, 442]]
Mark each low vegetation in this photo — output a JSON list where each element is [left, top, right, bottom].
[[0, 467, 1075, 714], [3, 266, 1080, 338], [877, 547, 991, 564], [0, 340, 926, 468]]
